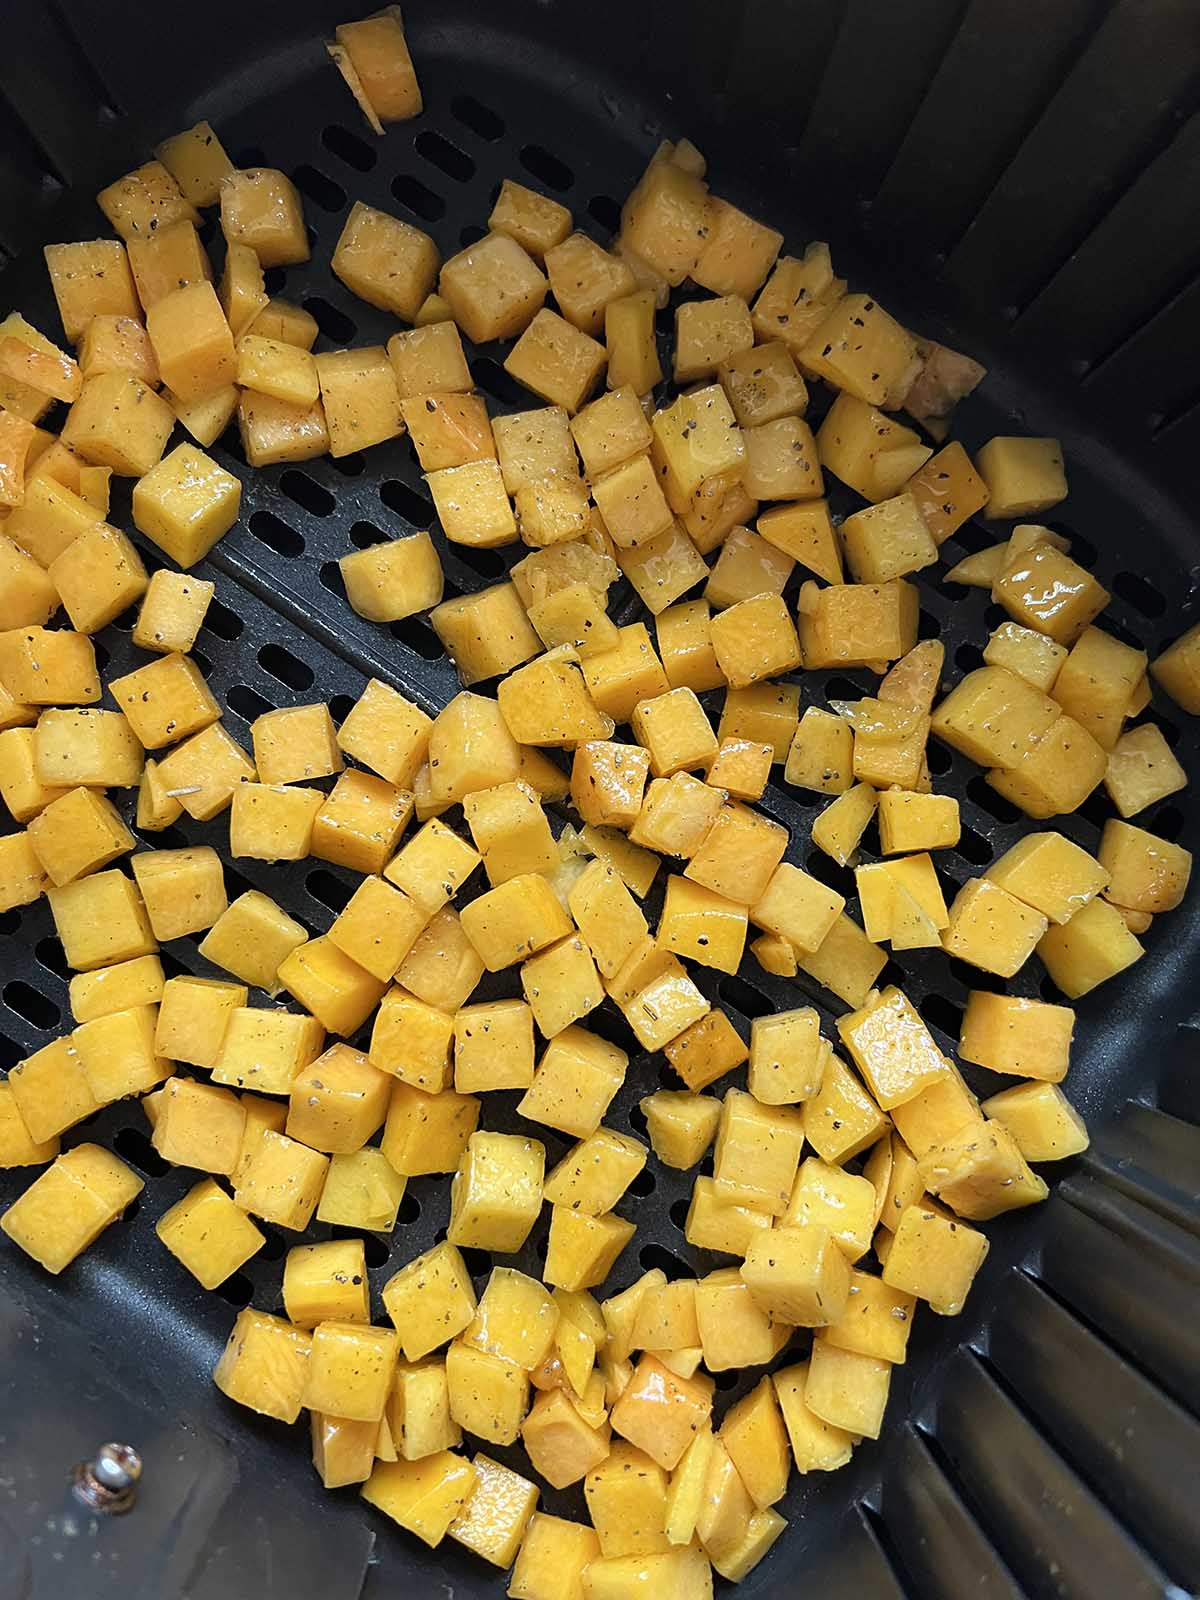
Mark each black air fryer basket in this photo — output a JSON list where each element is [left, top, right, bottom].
[[0, 2, 1198, 1597]]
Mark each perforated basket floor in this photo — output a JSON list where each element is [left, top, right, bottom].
[[1, 7, 1199, 1600]]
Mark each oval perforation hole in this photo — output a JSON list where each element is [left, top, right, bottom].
[[966, 773, 1021, 826], [954, 824, 994, 867], [234, 145, 267, 167], [638, 1242, 692, 1281], [451, 95, 506, 142], [262, 266, 288, 295], [280, 469, 335, 518], [804, 849, 856, 900], [201, 598, 244, 641], [328, 452, 366, 478], [1153, 804, 1185, 842], [918, 991, 962, 1041], [714, 1368, 743, 1391], [459, 222, 488, 249], [0, 911, 21, 938], [519, 144, 574, 192], [470, 356, 527, 407], [955, 641, 985, 673], [4, 980, 59, 1030], [397, 1191, 421, 1224], [823, 675, 863, 704], [391, 617, 443, 660], [226, 683, 274, 722], [321, 123, 377, 172], [34, 936, 70, 979], [190, 647, 213, 678], [304, 295, 358, 344], [588, 194, 621, 232], [306, 868, 353, 914], [248, 509, 305, 557], [258, 1224, 287, 1261], [351, 519, 390, 549], [451, 543, 507, 582], [291, 164, 348, 213], [93, 639, 111, 673], [668, 1197, 690, 1231], [113, 1125, 169, 1178], [415, 129, 475, 183], [628, 1166, 656, 1198], [329, 693, 357, 723], [391, 173, 445, 222], [380, 478, 436, 526], [717, 974, 772, 1020], [319, 560, 344, 596], [213, 1272, 255, 1307], [0, 1029, 21, 1068], [458, 1244, 492, 1278], [918, 608, 943, 640], [1113, 570, 1167, 619], [258, 642, 314, 691], [926, 740, 953, 776]]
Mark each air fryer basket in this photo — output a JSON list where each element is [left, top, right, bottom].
[[0, 2, 1198, 1597]]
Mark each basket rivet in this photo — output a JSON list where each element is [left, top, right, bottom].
[[72, 1442, 143, 1515]]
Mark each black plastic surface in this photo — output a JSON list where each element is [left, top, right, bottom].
[[0, 4, 1198, 1598]]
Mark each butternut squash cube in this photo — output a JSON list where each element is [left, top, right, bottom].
[[740, 1222, 850, 1325], [285, 1043, 391, 1154], [25, 786, 131, 887], [751, 244, 845, 356], [919, 1119, 1048, 1220], [155, 1177, 263, 1289], [449, 1452, 539, 1567], [982, 620, 1066, 692], [662, 1007, 748, 1092], [650, 385, 745, 516], [883, 1202, 989, 1315], [749, 861, 844, 954], [981, 1081, 1089, 1163], [801, 1050, 889, 1164], [942, 877, 1047, 976], [817, 392, 930, 503], [32, 706, 142, 789], [362, 1452, 477, 1549], [835, 987, 950, 1110], [198, 888, 307, 992], [388, 322, 471, 401], [800, 292, 920, 408], [426, 458, 516, 548], [505, 309, 606, 413], [930, 664, 1059, 767], [545, 232, 635, 336], [44, 241, 139, 342], [237, 391, 328, 466], [396, 905, 485, 1013], [805, 1338, 891, 1439], [311, 769, 414, 874], [992, 541, 1108, 645], [610, 1354, 712, 1472], [380, 1239, 479, 1361], [1104, 722, 1187, 818], [47, 869, 156, 972], [385, 815, 480, 913], [798, 577, 918, 669], [510, 1512, 599, 1600], [876, 789, 960, 856], [773, 1361, 854, 1473], [381, 1081, 479, 1177], [748, 1008, 825, 1105], [488, 179, 572, 259], [1037, 895, 1144, 998], [211, 1006, 324, 1095], [840, 491, 937, 584], [448, 1130, 545, 1253], [1099, 818, 1191, 913], [521, 1387, 610, 1490], [219, 167, 308, 267], [233, 1127, 328, 1230], [658, 875, 747, 974], [315, 345, 404, 456], [153, 976, 243, 1068], [544, 1206, 636, 1292], [640, 1091, 721, 1170], [212, 1306, 312, 1424], [958, 990, 1073, 1082], [714, 1088, 805, 1215], [387, 1354, 460, 1459], [448, 998, 533, 1094], [439, 231, 548, 343], [1151, 622, 1200, 713], [61, 371, 174, 476], [131, 442, 242, 569], [685, 1179, 771, 1257], [1, 1140, 143, 1270], [521, 933, 604, 1035], [605, 287, 662, 395], [277, 936, 387, 1037], [331, 200, 438, 322], [518, 1024, 627, 1138], [151, 1076, 245, 1174], [317, 1146, 407, 1231], [621, 156, 713, 287]]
